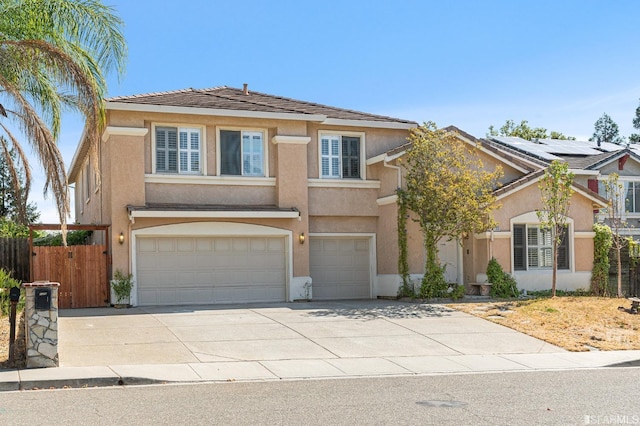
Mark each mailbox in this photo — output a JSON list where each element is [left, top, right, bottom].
[[35, 288, 51, 310], [9, 287, 20, 302]]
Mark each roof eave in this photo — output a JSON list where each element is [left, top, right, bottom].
[[106, 102, 416, 129]]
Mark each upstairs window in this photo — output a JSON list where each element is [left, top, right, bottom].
[[320, 134, 361, 179], [625, 181, 640, 213], [155, 127, 201, 174], [513, 224, 569, 271], [219, 130, 264, 176]]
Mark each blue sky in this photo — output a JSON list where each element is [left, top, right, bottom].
[[32, 0, 640, 222]]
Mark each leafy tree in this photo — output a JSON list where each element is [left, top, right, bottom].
[[0, 0, 127, 226], [537, 160, 574, 298], [398, 122, 503, 298], [601, 173, 627, 297], [630, 99, 640, 144], [0, 142, 39, 224], [488, 119, 575, 140], [591, 113, 624, 145], [0, 217, 29, 237], [591, 223, 612, 296]]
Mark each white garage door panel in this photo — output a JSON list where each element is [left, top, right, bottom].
[[137, 236, 286, 305], [310, 237, 371, 300]]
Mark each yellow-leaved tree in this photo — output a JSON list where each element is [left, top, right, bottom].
[[398, 123, 502, 298]]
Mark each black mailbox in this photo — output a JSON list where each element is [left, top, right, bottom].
[[9, 287, 20, 302], [35, 288, 51, 310]]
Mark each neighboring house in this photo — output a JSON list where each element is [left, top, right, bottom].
[[67, 85, 418, 306], [472, 134, 628, 292]]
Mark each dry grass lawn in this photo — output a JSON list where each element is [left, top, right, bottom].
[[448, 296, 640, 352]]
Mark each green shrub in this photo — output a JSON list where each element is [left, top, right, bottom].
[[0, 268, 23, 316], [486, 258, 519, 298], [591, 223, 612, 296], [111, 269, 134, 304], [419, 264, 449, 299], [33, 230, 92, 246]]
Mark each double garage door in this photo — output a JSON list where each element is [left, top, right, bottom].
[[136, 236, 286, 305], [135, 235, 372, 305]]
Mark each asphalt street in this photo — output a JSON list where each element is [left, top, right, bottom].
[[1, 368, 638, 425]]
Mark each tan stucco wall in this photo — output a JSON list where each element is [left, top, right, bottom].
[[145, 184, 277, 206], [76, 109, 412, 287]]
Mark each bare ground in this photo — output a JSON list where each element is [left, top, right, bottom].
[[448, 296, 640, 351], [0, 312, 26, 369]]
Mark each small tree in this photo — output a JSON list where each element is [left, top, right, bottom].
[[537, 160, 574, 297], [602, 173, 628, 297], [399, 122, 502, 298], [591, 223, 612, 296], [591, 113, 624, 145]]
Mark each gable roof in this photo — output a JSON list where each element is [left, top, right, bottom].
[[107, 86, 417, 127]]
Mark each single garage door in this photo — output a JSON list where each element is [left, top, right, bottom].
[[310, 237, 371, 300], [136, 236, 286, 305]]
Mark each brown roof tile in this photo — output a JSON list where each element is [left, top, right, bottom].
[[108, 86, 417, 125]]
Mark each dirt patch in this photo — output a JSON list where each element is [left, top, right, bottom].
[[448, 297, 640, 352], [0, 312, 26, 369]]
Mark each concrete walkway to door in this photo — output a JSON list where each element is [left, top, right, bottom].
[[3, 300, 640, 390]]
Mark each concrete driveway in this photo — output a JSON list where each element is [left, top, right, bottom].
[[53, 300, 574, 381]]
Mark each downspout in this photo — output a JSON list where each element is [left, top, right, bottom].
[[383, 156, 402, 189]]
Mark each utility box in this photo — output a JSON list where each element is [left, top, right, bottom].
[[22, 281, 60, 368]]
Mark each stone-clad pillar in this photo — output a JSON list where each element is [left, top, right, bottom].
[[22, 281, 60, 368]]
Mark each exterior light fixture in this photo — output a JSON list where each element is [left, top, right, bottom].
[[119, 232, 125, 245], [299, 232, 305, 244]]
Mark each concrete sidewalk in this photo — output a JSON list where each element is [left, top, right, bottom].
[[1, 300, 639, 391]]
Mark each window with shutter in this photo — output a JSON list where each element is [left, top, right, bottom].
[[514, 224, 570, 271], [320, 134, 362, 179], [156, 126, 201, 174]]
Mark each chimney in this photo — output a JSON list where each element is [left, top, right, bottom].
[[243, 83, 248, 95]]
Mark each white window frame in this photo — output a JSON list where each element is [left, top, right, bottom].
[[151, 123, 206, 175], [318, 130, 366, 180], [215, 127, 269, 177], [510, 211, 573, 273], [525, 225, 554, 269]]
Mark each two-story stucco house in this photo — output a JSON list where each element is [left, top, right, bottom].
[[68, 85, 421, 306]]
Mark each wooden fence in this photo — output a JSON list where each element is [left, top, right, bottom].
[[31, 245, 109, 309], [0, 237, 29, 282]]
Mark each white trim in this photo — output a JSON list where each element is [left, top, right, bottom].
[[308, 179, 380, 189], [107, 102, 415, 130], [318, 130, 367, 180], [575, 231, 596, 238], [321, 118, 416, 130], [376, 194, 398, 206], [216, 126, 269, 178], [308, 233, 377, 299], [151, 123, 207, 176], [510, 212, 575, 273], [130, 222, 293, 306], [271, 135, 311, 145], [101, 126, 149, 142], [366, 153, 386, 166], [145, 174, 276, 186], [474, 231, 512, 240], [107, 101, 327, 122], [569, 169, 599, 176], [128, 209, 299, 219]]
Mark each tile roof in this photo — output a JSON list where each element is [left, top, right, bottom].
[[108, 86, 417, 125]]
